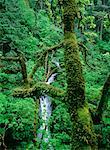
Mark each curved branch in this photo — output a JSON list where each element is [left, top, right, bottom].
[[29, 41, 63, 79], [0, 56, 19, 61], [78, 42, 95, 70]]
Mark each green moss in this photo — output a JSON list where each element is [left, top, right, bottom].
[[13, 82, 65, 98], [35, 82, 65, 97], [64, 32, 97, 148], [72, 109, 97, 149], [63, 0, 78, 32], [64, 32, 85, 109], [64, 31, 97, 150], [77, 105, 91, 126], [63, 0, 97, 148]]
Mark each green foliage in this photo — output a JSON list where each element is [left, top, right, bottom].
[[48, 100, 72, 150], [84, 41, 110, 102], [36, 10, 63, 47], [96, 40, 110, 53], [0, 0, 37, 55], [102, 101, 110, 148], [0, 93, 36, 147], [80, 16, 96, 30], [18, 0, 36, 28], [0, 0, 110, 149]]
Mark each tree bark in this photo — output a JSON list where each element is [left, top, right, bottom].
[[18, 53, 28, 85], [93, 74, 110, 124], [63, 0, 97, 149]]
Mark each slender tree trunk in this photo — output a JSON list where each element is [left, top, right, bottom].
[[63, 0, 97, 149], [100, 18, 103, 40], [33, 97, 39, 146], [93, 74, 110, 124], [18, 53, 28, 85], [40, 0, 43, 9]]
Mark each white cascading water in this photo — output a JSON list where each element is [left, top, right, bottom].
[[38, 73, 58, 148]]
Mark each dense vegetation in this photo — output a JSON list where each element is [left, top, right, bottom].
[[0, 0, 110, 149]]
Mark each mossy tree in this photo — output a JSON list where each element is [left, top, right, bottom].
[[63, 0, 97, 149], [1, 0, 110, 149]]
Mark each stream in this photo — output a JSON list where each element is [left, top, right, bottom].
[[38, 73, 58, 148]]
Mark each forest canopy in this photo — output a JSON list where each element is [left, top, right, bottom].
[[0, 0, 110, 149]]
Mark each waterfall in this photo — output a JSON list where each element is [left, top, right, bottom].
[[38, 73, 58, 147]]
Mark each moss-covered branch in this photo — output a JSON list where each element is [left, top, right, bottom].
[[29, 41, 63, 79], [0, 56, 19, 61], [35, 82, 65, 97], [18, 53, 28, 84], [13, 82, 65, 98]]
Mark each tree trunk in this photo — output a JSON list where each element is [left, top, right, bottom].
[[93, 74, 110, 124], [99, 18, 103, 40], [63, 0, 97, 149], [18, 52, 28, 85]]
